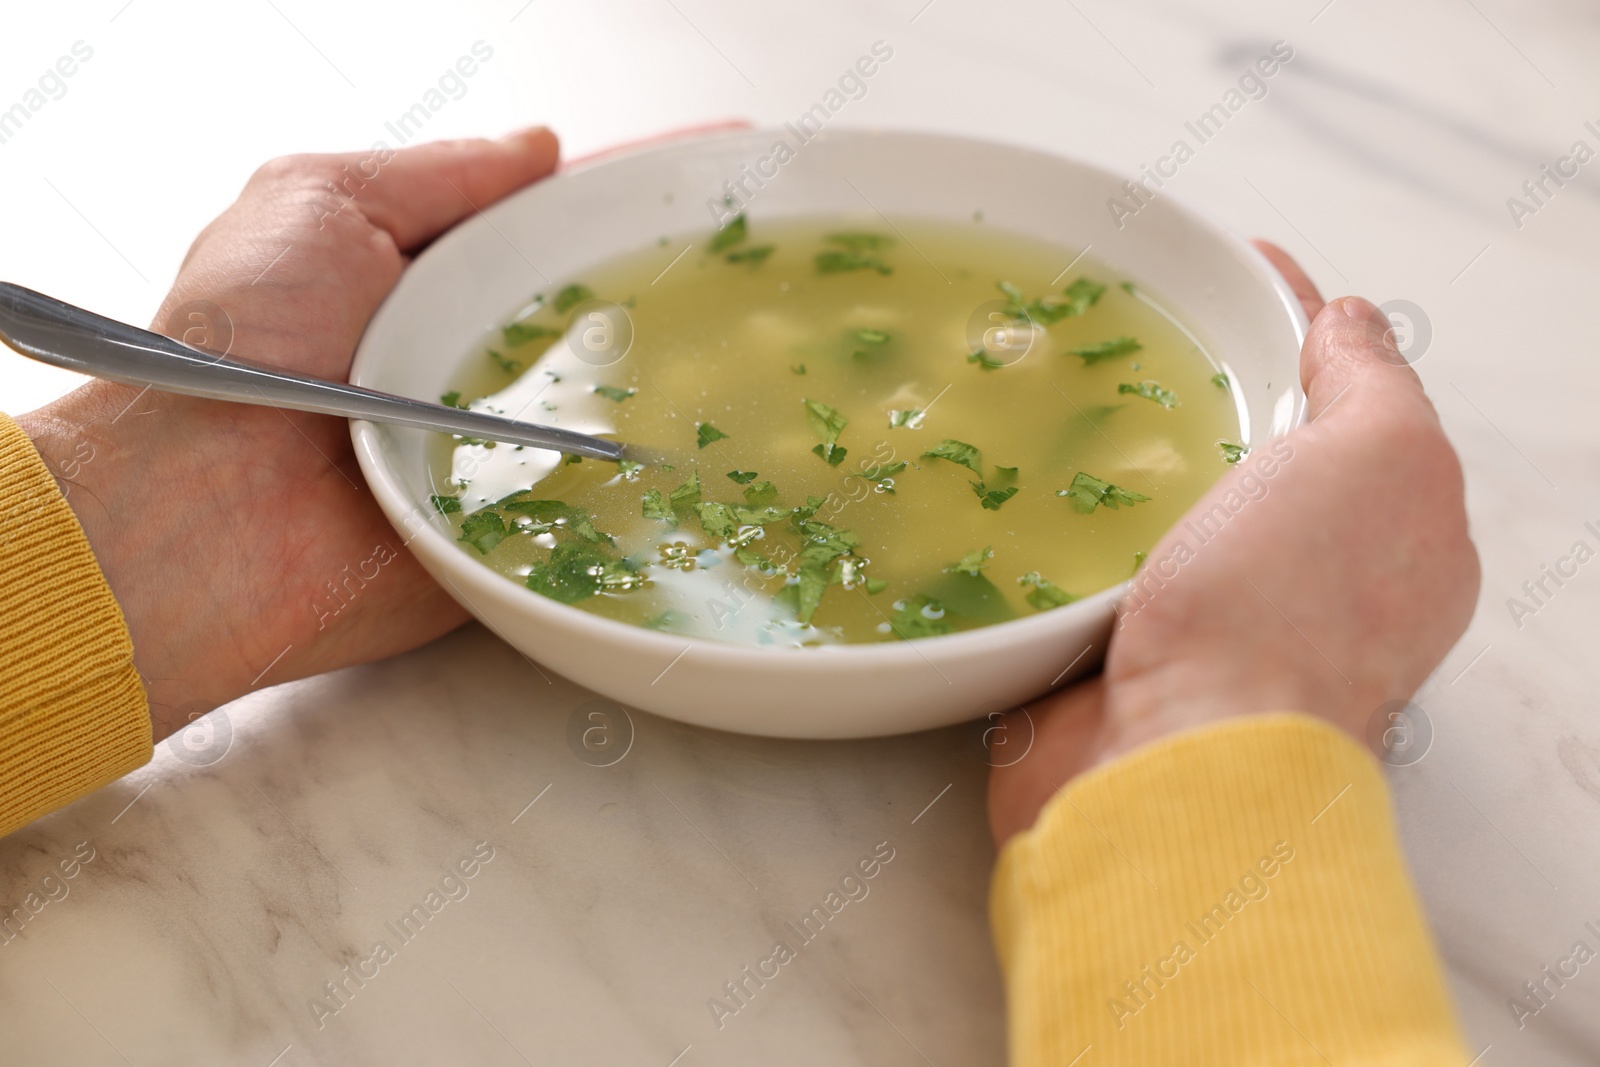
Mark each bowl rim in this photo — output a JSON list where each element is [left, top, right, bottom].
[[351, 125, 1310, 668]]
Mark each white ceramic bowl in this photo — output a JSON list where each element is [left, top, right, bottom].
[[350, 127, 1308, 739]]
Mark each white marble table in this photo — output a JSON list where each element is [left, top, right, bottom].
[[4, 1, 1600, 1063]]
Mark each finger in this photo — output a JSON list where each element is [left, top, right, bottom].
[[1300, 296, 1426, 422], [153, 129, 556, 380], [347, 126, 561, 251], [1252, 239, 1324, 323], [563, 119, 753, 169]]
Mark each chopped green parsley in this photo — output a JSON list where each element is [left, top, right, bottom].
[[1067, 337, 1142, 365], [1118, 380, 1177, 408], [858, 462, 906, 492], [946, 546, 993, 576], [888, 408, 924, 429], [890, 595, 952, 639], [815, 250, 892, 275], [486, 349, 521, 374], [503, 322, 563, 346], [710, 213, 747, 252], [1059, 472, 1151, 513], [1018, 572, 1077, 610], [553, 284, 595, 313], [725, 245, 773, 265], [921, 439, 982, 476]]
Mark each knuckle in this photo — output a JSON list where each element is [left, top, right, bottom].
[[248, 153, 338, 190]]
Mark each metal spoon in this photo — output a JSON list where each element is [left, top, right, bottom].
[[0, 281, 631, 462]]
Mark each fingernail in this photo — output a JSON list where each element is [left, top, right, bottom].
[[1339, 296, 1382, 324], [499, 125, 551, 145]]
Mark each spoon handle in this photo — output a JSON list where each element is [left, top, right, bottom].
[[0, 282, 625, 461]]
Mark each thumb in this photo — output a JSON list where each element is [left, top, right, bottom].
[[1301, 296, 1429, 422], [347, 126, 562, 252]]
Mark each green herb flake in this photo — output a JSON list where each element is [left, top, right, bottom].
[[440, 391, 464, 408], [725, 245, 773, 266], [1217, 440, 1249, 464], [615, 459, 643, 477], [733, 504, 789, 525], [815, 250, 892, 275], [791, 363, 807, 375], [793, 519, 861, 568], [493, 495, 615, 546], [458, 510, 510, 554], [858, 461, 907, 492], [793, 563, 830, 624], [855, 328, 891, 345], [593, 384, 636, 403], [969, 464, 1019, 510], [973, 484, 1019, 510], [641, 489, 674, 522], [792, 496, 827, 522], [553, 284, 595, 313], [742, 480, 779, 505], [800, 399, 851, 451], [812, 443, 848, 466], [694, 502, 738, 540], [696, 422, 730, 449], [486, 349, 521, 374], [1059, 471, 1151, 513], [888, 408, 923, 429], [997, 278, 1106, 326], [734, 546, 781, 573], [921, 439, 982, 476], [668, 471, 702, 509], [1018, 572, 1078, 611], [890, 594, 953, 640], [1061, 278, 1106, 316], [826, 232, 893, 252], [865, 577, 889, 595], [946, 546, 993, 576], [726, 470, 759, 484], [503, 321, 563, 347], [526, 542, 642, 604], [1211, 372, 1229, 389], [1117, 380, 1178, 409], [1132, 550, 1148, 573], [430, 493, 462, 514], [710, 213, 747, 252], [967, 348, 1008, 370], [1068, 336, 1143, 365]]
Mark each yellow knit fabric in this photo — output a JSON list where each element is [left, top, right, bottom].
[[0, 414, 150, 837], [992, 713, 1469, 1065]]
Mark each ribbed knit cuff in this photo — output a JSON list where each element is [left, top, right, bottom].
[[991, 713, 1469, 1066], [0, 413, 150, 836]]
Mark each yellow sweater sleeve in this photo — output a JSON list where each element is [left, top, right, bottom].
[[992, 713, 1469, 1066], [0, 413, 150, 837]]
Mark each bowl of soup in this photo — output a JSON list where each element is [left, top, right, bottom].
[[350, 127, 1308, 738]]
